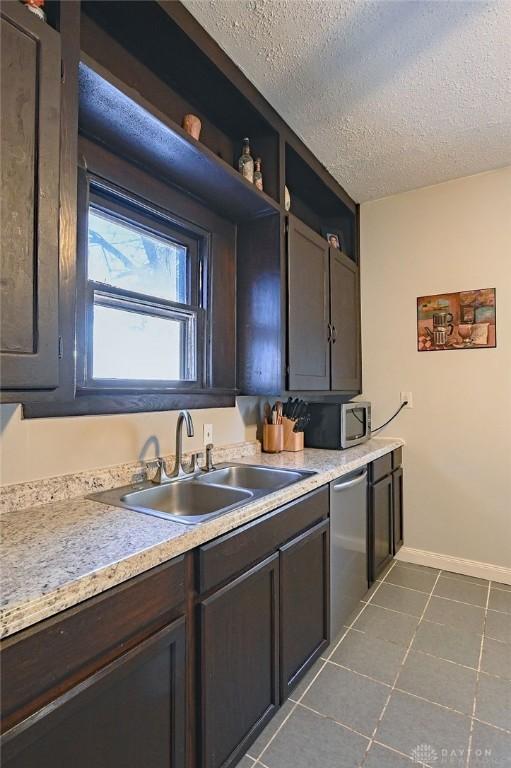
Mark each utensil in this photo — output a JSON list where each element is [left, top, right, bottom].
[[293, 415, 310, 433], [293, 400, 308, 423], [270, 401, 283, 425]]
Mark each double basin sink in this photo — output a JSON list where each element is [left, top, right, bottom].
[[90, 464, 316, 525]]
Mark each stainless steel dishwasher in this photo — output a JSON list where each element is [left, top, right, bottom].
[[330, 468, 368, 639]]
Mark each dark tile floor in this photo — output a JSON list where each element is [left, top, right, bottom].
[[242, 561, 511, 768]]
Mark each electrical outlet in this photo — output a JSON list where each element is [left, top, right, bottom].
[[400, 392, 413, 408], [203, 423, 213, 445]]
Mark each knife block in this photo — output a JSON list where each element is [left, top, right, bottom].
[[283, 417, 304, 452], [262, 423, 283, 453]]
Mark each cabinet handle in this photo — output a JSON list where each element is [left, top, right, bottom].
[[331, 325, 337, 343], [327, 323, 332, 343]]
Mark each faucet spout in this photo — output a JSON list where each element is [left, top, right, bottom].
[[174, 410, 194, 477], [181, 410, 194, 439], [151, 410, 197, 484]]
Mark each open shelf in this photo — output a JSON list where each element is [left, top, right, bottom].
[[80, 1, 280, 205], [285, 143, 357, 261], [78, 58, 280, 223]]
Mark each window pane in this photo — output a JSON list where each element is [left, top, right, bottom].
[[88, 208, 188, 303], [92, 304, 194, 381]]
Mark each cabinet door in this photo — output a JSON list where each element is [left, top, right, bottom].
[[199, 553, 279, 768], [392, 466, 404, 554], [1, 618, 186, 768], [0, 3, 61, 390], [369, 476, 393, 583], [330, 249, 361, 392], [280, 519, 329, 700], [287, 217, 330, 390]]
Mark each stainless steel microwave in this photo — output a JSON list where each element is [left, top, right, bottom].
[[304, 401, 372, 449]]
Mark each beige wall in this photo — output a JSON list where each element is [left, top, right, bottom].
[[360, 167, 511, 569], [0, 398, 262, 486]]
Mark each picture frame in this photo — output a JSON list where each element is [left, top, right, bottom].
[[322, 228, 343, 251], [417, 288, 496, 352]]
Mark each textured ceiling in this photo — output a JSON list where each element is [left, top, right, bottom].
[[184, 0, 511, 202]]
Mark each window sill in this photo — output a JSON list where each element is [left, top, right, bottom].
[[22, 390, 236, 418]]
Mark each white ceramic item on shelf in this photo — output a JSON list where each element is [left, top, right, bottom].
[[284, 185, 291, 211]]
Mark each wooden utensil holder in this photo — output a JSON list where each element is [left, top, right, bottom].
[[263, 423, 284, 453], [283, 417, 304, 452]]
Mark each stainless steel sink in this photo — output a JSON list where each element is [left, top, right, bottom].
[[89, 463, 315, 525], [198, 465, 307, 491], [120, 481, 252, 524]]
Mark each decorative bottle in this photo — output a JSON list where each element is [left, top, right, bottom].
[[254, 157, 263, 191], [238, 138, 254, 183]]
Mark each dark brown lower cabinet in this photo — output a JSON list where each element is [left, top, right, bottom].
[[279, 519, 329, 700], [1, 618, 186, 768], [368, 474, 393, 583], [392, 466, 404, 554], [1, 488, 331, 768], [199, 553, 279, 768]]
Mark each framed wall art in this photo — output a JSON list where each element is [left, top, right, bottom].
[[417, 288, 496, 351]]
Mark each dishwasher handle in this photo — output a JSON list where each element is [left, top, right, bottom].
[[332, 470, 367, 492]]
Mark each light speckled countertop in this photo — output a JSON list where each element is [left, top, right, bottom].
[[0, 438, 403, 639]]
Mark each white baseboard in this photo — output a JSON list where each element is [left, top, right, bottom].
[[396, 547, 511, 586]]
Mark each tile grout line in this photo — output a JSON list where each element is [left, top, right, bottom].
[[368, 590, 498, 613], [485, 606, 511, 617], [465, 579, 491, 768], [358, 567, 443, 767], [471, 716, 511, 737], [378, 581, 435, 596], [359, 600, 424, 619], [396, 563, 511, 593], [430, 594, 508, 614], [360, 594, 511, 624], [293, 700, 372, 741], [319, 659, 392, 687], [491, 584, 511, 594], [370, 739, 427, 766], [251, 562, 400, 763]]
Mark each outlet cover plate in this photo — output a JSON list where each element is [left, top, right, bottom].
[[203, 423, 213, 444]]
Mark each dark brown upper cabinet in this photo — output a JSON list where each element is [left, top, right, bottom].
[[287, 216, 361, 394], [0, 3, 61, 390], [237, 213, 361, 397], [330, 248, 361, 392], [287, 217, 331, 391]]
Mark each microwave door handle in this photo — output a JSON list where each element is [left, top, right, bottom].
[[332, 471, 368, 492]]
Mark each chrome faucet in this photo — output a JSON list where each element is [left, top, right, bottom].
[[173, 410, 195, 477], [152, 410, 201, 484]]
